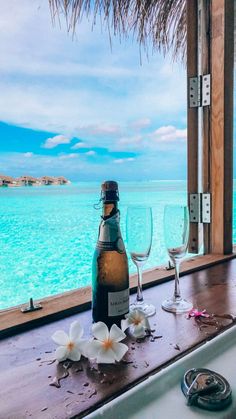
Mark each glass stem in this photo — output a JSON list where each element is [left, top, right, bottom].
[[173, 260, 181, 301], [136, 263, 144, 302]]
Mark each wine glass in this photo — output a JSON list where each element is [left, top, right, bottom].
[[162, 204, 193, 313], [126, 206, 156, 317]]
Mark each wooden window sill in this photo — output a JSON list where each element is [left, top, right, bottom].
[[1, 258, 236, 418], [0, 252, 235, 338]]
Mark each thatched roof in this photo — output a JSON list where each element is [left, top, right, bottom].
[[49, 0, 186, 61], [0, 174, 15, 182], [41, 176, 55, 181], [19, 176, 38, 182], [57, 176, 68, 181]]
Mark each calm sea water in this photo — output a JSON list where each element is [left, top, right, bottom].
[[1, 181, 235, 310]]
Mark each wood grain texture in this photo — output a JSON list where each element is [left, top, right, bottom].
[[223, 0, 234, 253], [1, 259, 236, 418], [200, 0, 211, 253], [210, 0, 234, 254], [187, 0, 200, 253], [1, 253, 235, 338]]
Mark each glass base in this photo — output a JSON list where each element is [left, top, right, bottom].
[[162, 297, 193, 314], [130, 300, 156, 317]]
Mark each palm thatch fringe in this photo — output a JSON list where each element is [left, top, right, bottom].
[[49, 0, 186, 61]]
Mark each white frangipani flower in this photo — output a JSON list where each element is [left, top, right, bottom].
[[52, 321, 88, 362], [87, 322, 128, 364], [121, 309, 151, 338]]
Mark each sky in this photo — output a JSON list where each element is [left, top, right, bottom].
[[0, 0, 187, 181]]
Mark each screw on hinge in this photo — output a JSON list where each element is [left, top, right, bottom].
[[21, 297, 42, 313]]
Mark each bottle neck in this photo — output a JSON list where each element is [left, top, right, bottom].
[[98, 201, 124, 252], [102, 202, 118, 219]]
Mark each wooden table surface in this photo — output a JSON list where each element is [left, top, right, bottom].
[[1, 259, 236, 419]]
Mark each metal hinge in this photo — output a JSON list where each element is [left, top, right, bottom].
[[189, 74, 211, 108], [189, 193, 211, 223]]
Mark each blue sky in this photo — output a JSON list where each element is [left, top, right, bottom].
[[0, 0, 187, 181]]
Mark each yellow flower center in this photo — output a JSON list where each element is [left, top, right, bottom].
[[102, 339, 113, 350], [67, 341, 75, 351], [133, 318, 142, 325]]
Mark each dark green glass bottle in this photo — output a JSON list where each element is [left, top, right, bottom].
[[92, 181, 129, 328]]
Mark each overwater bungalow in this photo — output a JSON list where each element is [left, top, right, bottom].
[[0, 175, 70, 187], [40, 176, 56, 185], [56, 176, 70, 185], [0, 174, 16, 187], [18, 175, 40, 186], [1, 1, 236, 418]]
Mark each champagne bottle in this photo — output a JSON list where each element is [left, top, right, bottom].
[[92, 181, 129, 327]]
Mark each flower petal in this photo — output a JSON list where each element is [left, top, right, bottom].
[[124, 312, 134, 322], [68, 347, 82, 362], [77, 339, 89, 357], [69, 321, 83, 341], [109, 324, 126, 342], [112, 342, 129, 361], [130, 309, 145, 322], [92, 322, 109, 341], [52, 330, 69, 346], [55, 346, 68, 362], [132, 324, 146, 338], [96, 347, 116, 364], [86, 339, 102, 359], [121, 318, 130, 332], [143, 317, 151, 331]]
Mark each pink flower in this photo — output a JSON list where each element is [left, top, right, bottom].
[[187, 308, 210, 319]]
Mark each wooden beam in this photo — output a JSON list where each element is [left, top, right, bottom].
[[187, 0, 200, 253], [199, 0, 211, 253], [210, 0, 234, 253]]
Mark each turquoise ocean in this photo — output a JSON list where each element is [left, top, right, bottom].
[[1, 181, 235, 310]]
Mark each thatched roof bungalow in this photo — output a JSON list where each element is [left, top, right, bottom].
[[40, 176, 56, 185], [56, 176, 69, 185], [0, 175, 16, 187], [18, 176, 39, 186]]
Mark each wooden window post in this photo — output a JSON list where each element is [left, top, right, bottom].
[[187, 0, 200, 254], [210, 0, 234, 254], [187, 0, 234, 255]]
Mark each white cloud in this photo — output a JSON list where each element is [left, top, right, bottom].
[[0, 59, 136, 79], [110, 125, 186, 153], [129, 118, 151, 130], [0, 75, 186, 143], [87, 124, 121, 136], [114, 157, 135, 164], [58, 153, 78, 160], [0, 149, 186, 181], [42, 135, 71, 149], [151, 126, 187, 142], [71, 142, 87, 150], [0, 0, 186, 141], [0, 0, 187, 182], [117, 135, 142, 147], [86, 150, 96, 156], [0, 152, 85, 179]]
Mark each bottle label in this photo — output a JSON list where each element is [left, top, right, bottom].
[[97, 213, 125, 253], [108, 288, 129, 317]]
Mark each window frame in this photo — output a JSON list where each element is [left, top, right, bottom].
[[0, 0, 235, 334], [1, 252, 235, 338], [187, 0, 234, 255]]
